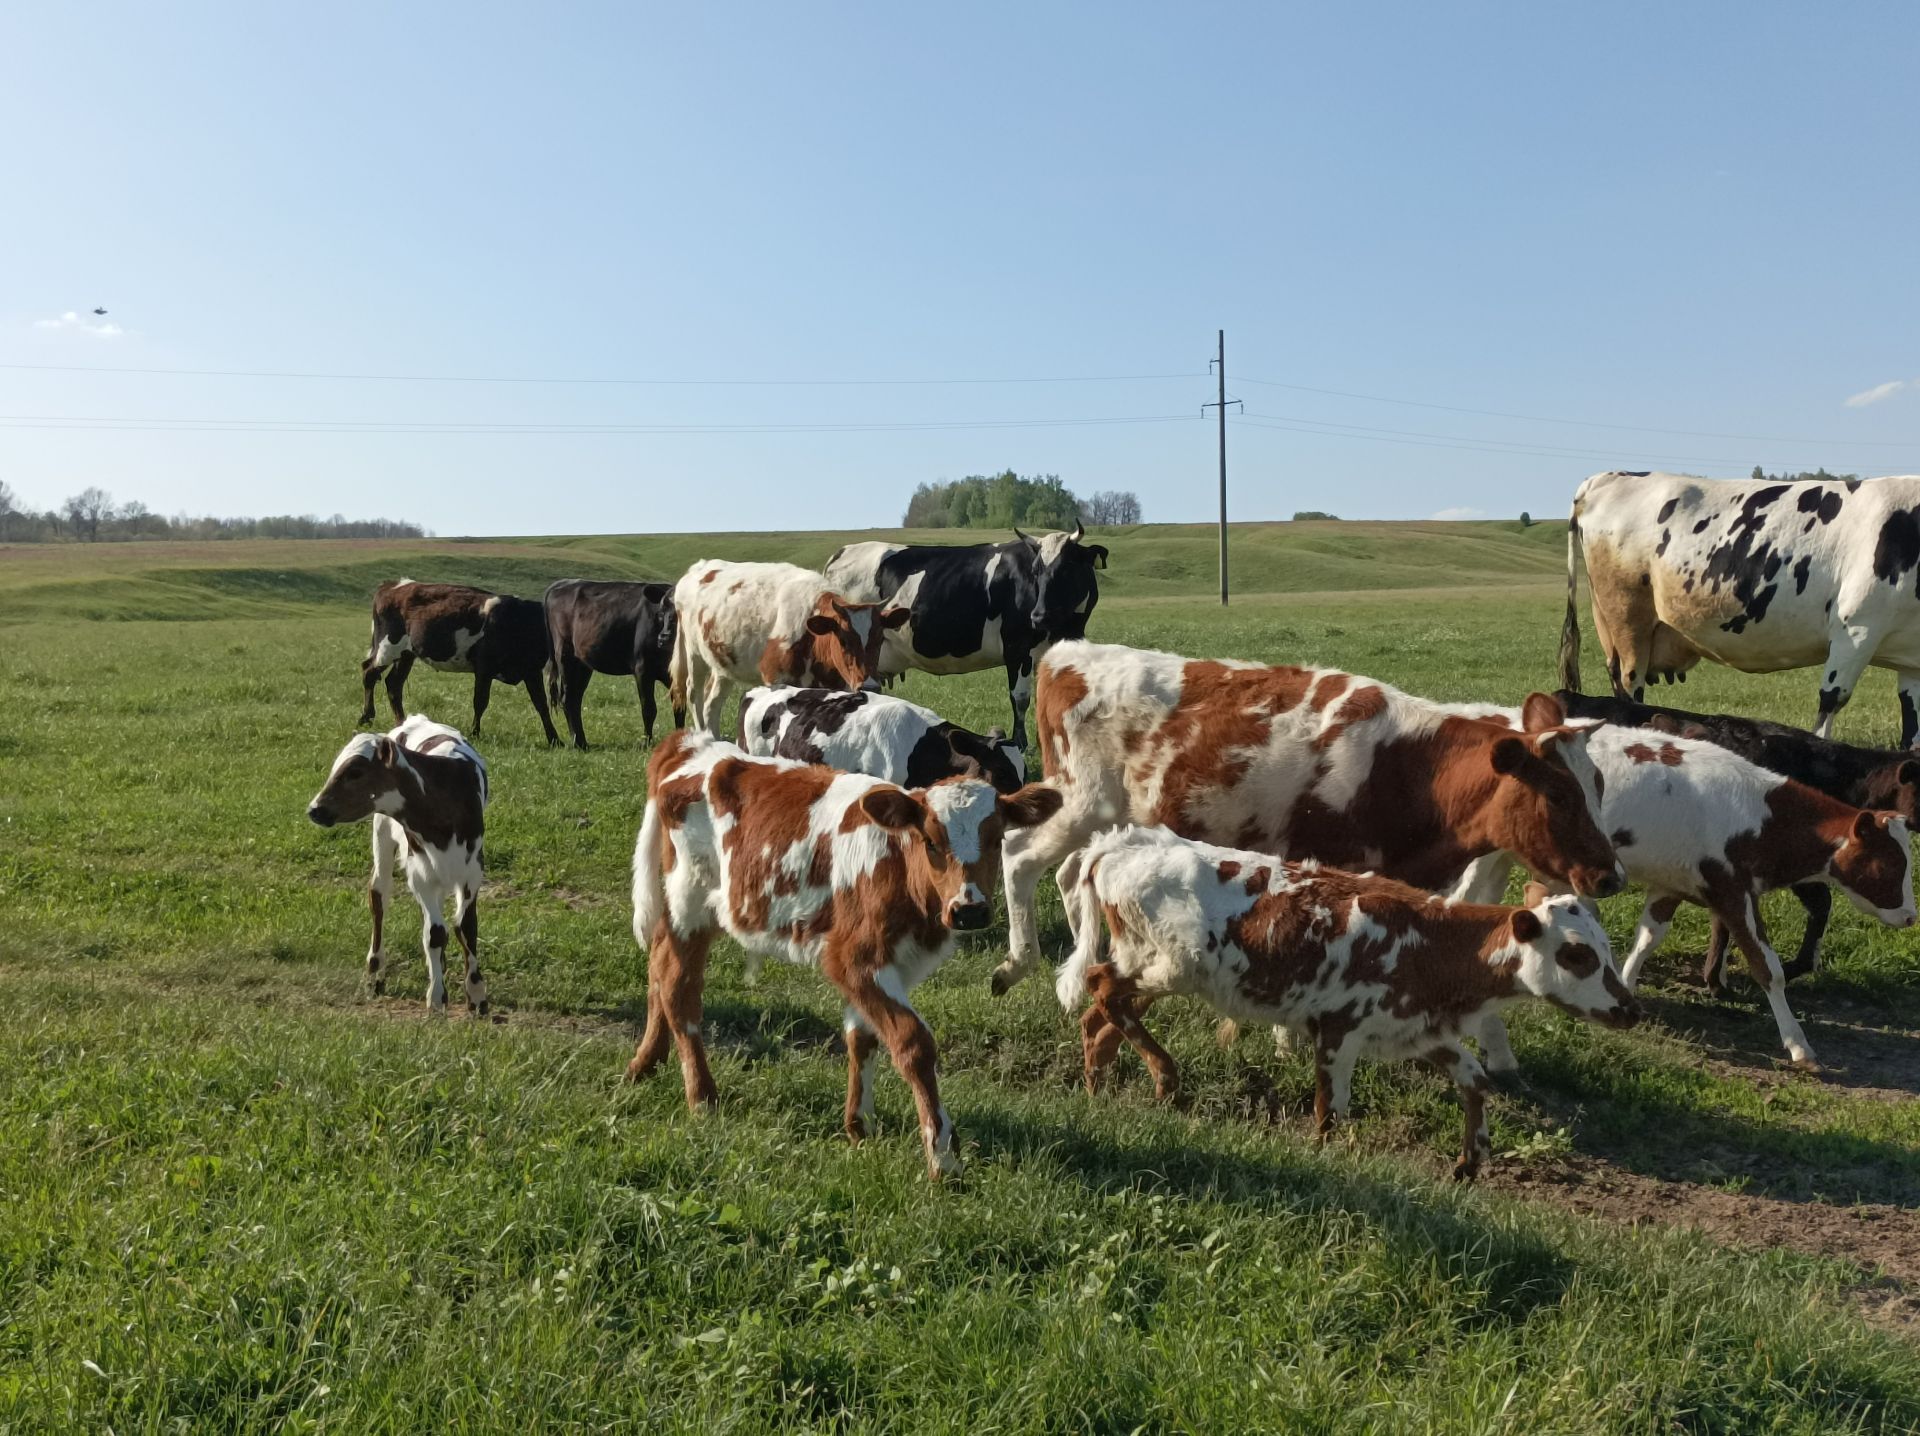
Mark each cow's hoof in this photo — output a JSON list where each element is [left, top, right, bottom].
[[988, 967, 1022, 997], [1451, 1157, 1482, 1183], [1789, 1054, 1822, 1074]]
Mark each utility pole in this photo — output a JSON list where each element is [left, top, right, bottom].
[[1202, 329, 1240, 605]]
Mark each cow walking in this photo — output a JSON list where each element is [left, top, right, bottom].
[[737, 685, 1026, 793], [543, 578, 679, 748], [627, 731, 1062, 1179], [824, 524, 1109, 748], [360, 579, 559, 746], [307, 715, 491, 1015]]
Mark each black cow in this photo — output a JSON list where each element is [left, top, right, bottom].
[[543, 579, 679, 749], [359, 580, 560, 746], [822, 524, 1109, 747], [1556, 688, 1920, 988], [736, 685, 1028, 793]]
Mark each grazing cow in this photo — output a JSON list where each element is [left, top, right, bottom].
[[736, 685, 1027, 794], [1575, 723, 1915, 1068], [1559, 469, 1920, 743], [1556, 688, 1920, 985], [823, 523, 1110, 747], [1054, 827, 1638, 1179], [626, 731, 1062, 1179], [360, 579, 560, 746], [306, 715, 491, 1015], [994, 642, 1625, 1076], [668, 560, 910, 731], [543, 578, 679, 748]]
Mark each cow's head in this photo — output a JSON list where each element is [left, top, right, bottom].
[[308, 734, 407, 828], [1503, 882, 1639, 1030], [1016, 522, 1109, 639], [939, 723, 1028, 795], [1477, 694, 1625, 899], [765, 595, 910, 692], [1829, 810, 1917, 927], [859, 778, 1063, 930]]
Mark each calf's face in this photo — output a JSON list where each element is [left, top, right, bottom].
[[1025, 527, 1108, 636], [860, 779, 1063, 930], [1485, 726, 1625, 899], [308, 735, 405, 827], [1830, 811, 1917, 927], [798, 597, 910, 691], [1507, 885, 1640, 1030]]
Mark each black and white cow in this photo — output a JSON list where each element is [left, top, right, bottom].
[[543, 578, 679, 749], [1560, 470, 1920, 744], [360, 580, 559, 746], [736, 686, 1028, 793], [823, 524, 1109, 748]]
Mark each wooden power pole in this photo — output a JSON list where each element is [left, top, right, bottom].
[[1202, 329, 1239, 605]]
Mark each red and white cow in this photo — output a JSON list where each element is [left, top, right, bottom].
[[627, 730, 1062, 1179], [307, 715, 491, 1015], [1055, 826, 1639, 1178], [668, 560, 910, 731], [995, 643, 1625, 1053], [1578, 724, 1915, 1068]]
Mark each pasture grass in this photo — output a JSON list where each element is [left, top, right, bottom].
[[4, 529, 1920, 1429]]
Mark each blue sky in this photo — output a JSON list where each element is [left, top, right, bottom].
[[4, 2, 1917, 535]]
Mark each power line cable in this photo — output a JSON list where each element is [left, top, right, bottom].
[[0, 360, 1204, 388], [1232, 414, 1758, 469], [0, 411, 1204, 436]]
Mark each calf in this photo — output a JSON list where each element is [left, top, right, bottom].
[[1579, 724, 1915, 1068], [736, 685, 1027, 794], [1556, 688, 1920, 984], [1054, 826, 1638, 1179], [668, 560, 910, 731], [628, 730, 1062, 1179], [307, 715, 491, 1015], [360, 579, 559, 746], [543, 578, 679, 748]]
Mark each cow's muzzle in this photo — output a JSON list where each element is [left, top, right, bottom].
[[307, 804, 337, 828], [1601, 997, 1642, 1030], [1572, 866, 1626, 899], [860, 678, 884, 693], [945, 900, 992, 931]]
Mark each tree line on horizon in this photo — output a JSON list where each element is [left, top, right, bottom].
[[0, 482, 429, 544], [902, 471, 1142, 530]]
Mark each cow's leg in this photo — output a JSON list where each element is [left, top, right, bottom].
[[453, 884, 487, 1016], [699, 672, 732, 733], [1812, 629, 1874, 740], [471, 672, 493, 737], [1618, 893, 1684, 989], [1311, 1028, 1361, 1139], [624, 927, 675, 1082], [1471, 1013, 1520, 1076], [523, 672, 561, 748], [365, 816, 400, 995], [415, 885, 450, 1013], [632, 924, 718, 1108], [1085, 966, 1177, 1101], [1080, 1004, 1130, 1093], [633, 667, 659, 742], [1448, 853, 1512, 904], [1702, 915, 1734, 996], [843, 1013, 886, 1142], [1005, 650, 1036, 750], [359, 656, 384, 726], [1425, 1043, 1494, 1181], [383, 652, 415, 725], [559, 658, 594, 749], [994, 797, 1099, 995], [835, 965, 960, 1180], [1900, 672, 1920, 749], [1780, 883, 1832, 982], [1722, 894, 1817, 1068]]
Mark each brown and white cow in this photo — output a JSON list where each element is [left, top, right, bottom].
[[627, 730, 1062, 1179], [994, 642, 1625, 1029], [360, 579, 560, 746], [307, 715, 491, 1015], [667, 560, 910, 732], [1055, 826, 1638, 1178]]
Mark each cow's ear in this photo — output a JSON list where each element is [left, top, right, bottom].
[[860, 787, 925, 831], [1521, 692, 1566, 732], [1522, 880, 1550, 906], [1490, 736, 1528, 775], [374, 736, 397, 765], [1086, 543, 1109, 569], [1000, 782, 1064, 829], [881, 606, 912, 629], [1853, 808, 1879, 841], [985, 725, 1007, 743], [803, 614, 837, 637], [1898, 760, 1920, 788], [1509, 909, 1544, 944]]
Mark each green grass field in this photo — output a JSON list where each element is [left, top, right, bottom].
[[5, 524, 1920, 1432]]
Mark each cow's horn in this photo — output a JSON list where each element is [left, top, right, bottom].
[[1071, 520, 1084, 541]]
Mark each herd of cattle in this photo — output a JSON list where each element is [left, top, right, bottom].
[[310, 472, 1920, 1183]]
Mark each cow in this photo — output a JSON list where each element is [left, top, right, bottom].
[[543, 578, 679, 749], [1572, 723, 1915, 1068], [1555, 688, 1920, 986], [993, 641, 1626, 1082], [1054, 826, 1638, 1179], [359, 579, 560, 746], [668, 560, 910, 732], [823, 523, 1110, 748], [626, 730, 1063, 1180], [1558, 469, 1920, 745], [306, 715, 491, 1016], [736, 685, 1027, 794]]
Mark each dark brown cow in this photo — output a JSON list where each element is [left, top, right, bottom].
[[543, 578, 679, 748], [359, 579, 559, 746]]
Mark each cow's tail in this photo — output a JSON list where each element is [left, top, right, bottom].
[[1557, 506, 1585, 693], [1053, 848, 1106, 1012], [667, 592, 692, 728], [631, 792, 668, 953]]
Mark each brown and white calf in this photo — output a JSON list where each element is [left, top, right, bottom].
[[360, 579, 560, 746], [1579, 724, 1915, 1068], [996, 642, 1625, 1049], [1055, 826, 1639, 1178], [628, 730, 1062, 1179], [307, 715, 491, 1015], [668, 560, 910, 731]]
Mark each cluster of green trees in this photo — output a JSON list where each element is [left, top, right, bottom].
[[901, 472, 1142, 530], [1749, 466, 1860, 484], [0, 482, 428, 543]]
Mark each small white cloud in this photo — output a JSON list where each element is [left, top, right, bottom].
[[32, 310, 125, 339], [1429, 506, 1486, 521], [1844, 379, 1907, 409]]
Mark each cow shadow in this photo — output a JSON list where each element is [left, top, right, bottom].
[[1631, 983, 1920, 1100]]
